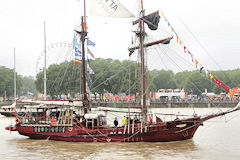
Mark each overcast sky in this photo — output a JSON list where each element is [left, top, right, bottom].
[[0, 0, 240, 76]]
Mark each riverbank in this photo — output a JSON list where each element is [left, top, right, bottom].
[[91, 101, 238, 108]]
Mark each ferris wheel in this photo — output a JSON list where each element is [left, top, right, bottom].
[[36, 42, 73, 74]]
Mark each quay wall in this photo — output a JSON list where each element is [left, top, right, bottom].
[[91, 102, 238, 108]]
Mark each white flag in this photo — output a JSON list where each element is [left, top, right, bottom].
[[90, 0, 134, 18]]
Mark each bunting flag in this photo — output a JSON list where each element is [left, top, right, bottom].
[[87, 39, 96, 47], [195, 59, 199, 68], [188, 51, 194, 62], [162, 10, 233, 95], [209, 73, 214, 82], [200, 66, 204, 73], [184, 46, 187, 53], [229, 89, 234, 98], [224, 84, 229, 93], [214, 77, 223, 87]]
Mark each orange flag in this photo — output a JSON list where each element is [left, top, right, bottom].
[[229, 89, 234, 98], [195, 59, 199, 68]]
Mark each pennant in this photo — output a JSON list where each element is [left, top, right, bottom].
[[195, 59, 199, 68], [161, 10, 164, 16], [168, 22, 170, 26], [87, 58, 95, 74], [188, 51, 194, 62], [224, 84, 229, 93], [209, 73, 214, 82], [86, 72, 92, 87], [87, 39, 96, 47], [200, 66, 204, 73], [229, 89, 234, 98], [214, 77, 223, 87], [177, 36, 179, 43], [87, 47, 95, 59], [184, 46, 187, 53], [179, 40, 182, 45], [171, 27, 174, 32]]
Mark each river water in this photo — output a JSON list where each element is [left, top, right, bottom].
[[1, 108, 240, 160]]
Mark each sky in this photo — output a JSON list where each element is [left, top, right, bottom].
[[0, 0, 240, 76]]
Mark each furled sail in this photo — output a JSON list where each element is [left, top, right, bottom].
[[90, 0, 134, 18]]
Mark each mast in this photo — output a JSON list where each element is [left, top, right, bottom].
[[43, 21, 47, 100], [14, 48, 16, 103], [80, 0, 88, 114], [139, 0, 147, 124]]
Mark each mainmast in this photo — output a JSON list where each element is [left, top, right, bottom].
[[139, 0, 147, 124], [129, 0, 172, 124]]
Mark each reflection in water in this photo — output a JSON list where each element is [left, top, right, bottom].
[[7, 138, 198, 160], [1, 108, 240, 160]]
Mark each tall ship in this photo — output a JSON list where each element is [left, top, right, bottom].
[[5, 0, 240, 142]]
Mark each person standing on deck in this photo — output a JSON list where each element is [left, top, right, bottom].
[[46, 109, 50, 121], [122, 116, 127, 126], [114, 117, 118, 133]]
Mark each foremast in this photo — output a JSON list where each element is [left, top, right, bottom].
[[77, 0, 89, 114]]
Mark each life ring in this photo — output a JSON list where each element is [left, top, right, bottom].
[[50, 118, 56, 125], [15, 118, 20, 124], [68, 127, 73, 132]]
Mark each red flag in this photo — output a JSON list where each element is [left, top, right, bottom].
[[214, 77, 223, 87], [224, 84, 229, 93], [184, 46, 187, 53], [188, 51, 194, 62]]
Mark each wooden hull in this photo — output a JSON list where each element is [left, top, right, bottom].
[[16, 118, 201, 142]]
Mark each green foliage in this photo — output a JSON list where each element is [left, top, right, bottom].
[[34, 58, 240, 97], [0, 66, 22, 98], [22, 76, 37, 95]]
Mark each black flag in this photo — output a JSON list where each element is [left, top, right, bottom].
[[144, 11, 160, 30]]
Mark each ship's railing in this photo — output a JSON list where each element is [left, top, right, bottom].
[[19, 111, 74, 127]]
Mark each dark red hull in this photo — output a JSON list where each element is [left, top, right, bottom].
[[16, 118, 201, 142]]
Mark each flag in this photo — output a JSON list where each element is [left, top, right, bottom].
[[180, 40, 182, 45], [87, 39, 96, 47], [224, 84, 229, 93], [144, 11, 160, 30], [209, 73, 214, 82], [200, 66, 204, 73], [214, 77, 223, 87], [229, 89, 234, 98], [184, 46, 187, 53], [188, 51, 194, 62], [86, 72, 92, 87], [74, 59, 82, 64], [195, 59, 199, 68], [177, 36, 179, 43], [87, 47, 95, 58]]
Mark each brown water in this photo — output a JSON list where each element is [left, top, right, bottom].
[[1, 108, 240, 160]]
